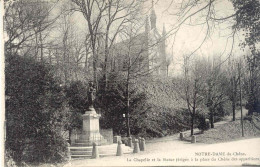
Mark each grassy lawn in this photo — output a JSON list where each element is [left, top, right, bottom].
[[192, 113, 260, 144]]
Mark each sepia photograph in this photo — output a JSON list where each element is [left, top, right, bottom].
[[1, 0, 260, 166]]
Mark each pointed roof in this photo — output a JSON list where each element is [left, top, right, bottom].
[[150, 0, 157, 30], [150, 0, 157, 20]]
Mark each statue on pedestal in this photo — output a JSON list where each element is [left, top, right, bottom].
[[87, 81, 96, 109]]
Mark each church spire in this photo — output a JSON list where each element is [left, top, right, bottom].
[[150, 0, 157, 29], [145, 15, 150, 33]]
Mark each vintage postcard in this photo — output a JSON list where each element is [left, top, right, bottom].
[[1, 0, 260, 166]]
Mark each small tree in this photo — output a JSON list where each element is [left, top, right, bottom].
[[174, 55, 206, 135], [225, 57, 240, 121], [204, 57, 227, 128]]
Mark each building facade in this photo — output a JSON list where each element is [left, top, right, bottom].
[[108, 4, 168, 77]]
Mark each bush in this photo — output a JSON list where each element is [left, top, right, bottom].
[[197, 114, 210, 132], [214, 102, 230, 122], [5, 54, 68, 164], [65, 81, 88, 114]]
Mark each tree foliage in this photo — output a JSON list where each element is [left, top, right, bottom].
[[5, 54, 68, 164], [96, 72, 147, 135], [232, 0, 260, 50], [63, 81, 89, 143], [232, 0, 260, 114]]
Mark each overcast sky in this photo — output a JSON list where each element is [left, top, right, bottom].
[[147, 0, 247, 75]]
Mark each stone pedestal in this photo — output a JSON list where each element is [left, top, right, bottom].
[[191, 135, 196, 143], [75, 107, 107, 146]]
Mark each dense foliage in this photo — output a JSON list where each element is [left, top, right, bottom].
[[63, 81, 89, 143], [5, 54, 68, 165], [96, 73, 210, 138], [232, 0, 260, 50], [232, 0, 260, 114], [96, 73, 150, 136]]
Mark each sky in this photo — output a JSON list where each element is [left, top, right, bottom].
[[147, 0, 247, 75]]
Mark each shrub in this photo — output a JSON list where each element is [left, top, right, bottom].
[[195, 109, 210, 132], [5, 54, 68, 164], [197, 115, 210, 132], [65, 81, 88, 114]]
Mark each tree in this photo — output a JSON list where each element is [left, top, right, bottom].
[[84, 34, 91, 73], [244, 51, 260, 114], [4, 0, 60, 56], [56, 6, 87, 84], [101, 0, 144, 90], [71, 0, 108, 88], [224, 56, 241, 121], [109, 15, 167, 136], [174, 55, 206, 135], [96, 72, 148, 136], [5, 54, 68, 164], [59, 10, 73, 84], [204, 57, 227, 128], [232, 0, 260, 115], [64, 81, 89, 143], [168, 0, 260, 114], [238, 60, 244, 137]]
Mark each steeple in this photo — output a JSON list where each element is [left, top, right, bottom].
[[150, 0, 157, 30], [145, 15, 150, 33], [161, 23, 167, 76]]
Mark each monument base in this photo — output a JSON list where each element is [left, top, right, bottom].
[[73, 107, 107, 146]]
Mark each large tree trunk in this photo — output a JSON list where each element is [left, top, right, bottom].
[[40, 30, 43, 62], [92, 51, 98, 89], [104, 28, 109, 91], [191, 114, 194, 136], [231, 75, 237, 121], [210, 108, 214, 128], [85, 47, 88, 73], [232, 101, 236, 121], [126, 73, 131, 137], [48, 49, 52, 65]]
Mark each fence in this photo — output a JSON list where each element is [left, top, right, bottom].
[[71, 129, 113, 145]]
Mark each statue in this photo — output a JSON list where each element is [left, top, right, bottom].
[[87, 81, 96, 108]]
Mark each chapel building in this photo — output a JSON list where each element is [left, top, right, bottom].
[[107, 3, 168, 77]]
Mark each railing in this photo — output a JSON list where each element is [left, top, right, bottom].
[[75, 136, 104, 143], [71, 129, 112, 145]]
